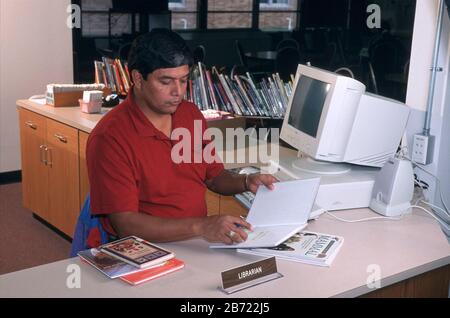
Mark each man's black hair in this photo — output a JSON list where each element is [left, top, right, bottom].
[[127, 28, 194, 79]]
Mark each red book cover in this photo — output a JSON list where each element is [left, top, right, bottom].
[[113, 63, 125, 95], [120, 258, 185, 286]]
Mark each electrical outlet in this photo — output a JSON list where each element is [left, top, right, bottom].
[[412, 134, 435, 165]]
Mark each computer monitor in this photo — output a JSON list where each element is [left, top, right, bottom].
[[280, 64, 410, 174]]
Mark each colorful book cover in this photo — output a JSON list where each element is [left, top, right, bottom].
[[78, 248, 150, 279], [120, 258, 185, 286], [99, 236, 174, 269]]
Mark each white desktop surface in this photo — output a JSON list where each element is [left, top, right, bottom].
[[1, 208, 449, 298]]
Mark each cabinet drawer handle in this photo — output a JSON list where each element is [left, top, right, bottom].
[[54, 133, 67, 143], [25, 121, 37, 130], [39, 145, 47, 165], [46, 147, 52, 167]]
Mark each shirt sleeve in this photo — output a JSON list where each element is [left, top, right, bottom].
[[86, 134, 139, 215]]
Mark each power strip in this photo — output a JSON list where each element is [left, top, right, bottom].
[[412, 134, 435, 165]]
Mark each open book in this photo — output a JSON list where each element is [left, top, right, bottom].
[[210, 177, 321, 249], [237, 231, 344, 267]]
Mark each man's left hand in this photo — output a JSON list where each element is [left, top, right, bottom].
[[246, 173, 278, 194]]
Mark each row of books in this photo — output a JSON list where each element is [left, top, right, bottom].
[[94, 57, 131, 96], [78, 236, 184, 286], [93, 58, 294, 118], [187, 63, 294, 119]]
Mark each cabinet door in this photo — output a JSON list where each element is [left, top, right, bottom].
[[205, 190, 220, 216], [79, 131, 90, 210], [46, 119, 80, 237], [18, 108, 49, 219], [219, 195, 248, 218]]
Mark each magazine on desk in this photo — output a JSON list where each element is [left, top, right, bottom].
[[99, 236, 174, 269], [78, 248, 160, 279], [237, 231, 344, 267], [78, 248, 185, 283], [210, 177, 321, 249]]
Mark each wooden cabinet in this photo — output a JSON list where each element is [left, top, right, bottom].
[[19, 108, 80, 237], [219, 195, 248, 217], [45, 119, 80, 236], [79, 131, 90, 208], [19, 109, 49, 220], [205, 191, 248, 218]]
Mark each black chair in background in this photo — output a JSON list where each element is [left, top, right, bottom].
[[276, 38, 300, 51], [193, 45, 206, 64], [234, 40, 248, 68], [118, 42, 132, 61], [275, 47, 302, 82], [368, 34, 408, 100], [230, 64, 249, 79]]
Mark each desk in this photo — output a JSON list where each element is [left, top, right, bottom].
[[11, 100, 450, 297], [0, 208, 449, 297]]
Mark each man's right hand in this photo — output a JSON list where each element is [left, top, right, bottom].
[[195, 215, 253, 245]]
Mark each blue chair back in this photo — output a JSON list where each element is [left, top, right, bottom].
[[70, 194, 110, 257]]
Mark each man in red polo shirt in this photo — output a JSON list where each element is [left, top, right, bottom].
[[87, 29, 277, 245]]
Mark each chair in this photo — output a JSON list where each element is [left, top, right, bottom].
[[324, 42, 338, 69], [368, 34, 407, 99], [70, 193, 111, 257], [276, 38, 300, 52], [118, 42, 132, 61], [193, 45, 206, 64], [275, 47, 302, 82], [234, 40, 248, 67], [230, 64, 249, 79]]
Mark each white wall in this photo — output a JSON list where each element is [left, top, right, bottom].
[[406, 0, 450, 208], [0, 0, 73, 173]]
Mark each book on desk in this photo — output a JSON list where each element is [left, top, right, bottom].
[[210, 177, 321, 249], [78, 236, 184, 285], [237, 231, 344, 267]]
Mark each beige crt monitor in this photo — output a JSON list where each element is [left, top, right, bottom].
[[272, 64, 410, 211]]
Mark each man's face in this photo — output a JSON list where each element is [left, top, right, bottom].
[[136, 65, 190, 115]]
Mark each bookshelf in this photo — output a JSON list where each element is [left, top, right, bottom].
[[93, 57, 294, 120]]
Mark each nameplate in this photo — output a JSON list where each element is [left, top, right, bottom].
[[219, 257, 283, 294]]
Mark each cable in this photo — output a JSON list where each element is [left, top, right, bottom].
[[413, 179, 426, 206], [410, 205, 450, 231], [401, 156, 450, 214], [420, 200, 450, 217], [324, 211, 405, 223], [325, 205, 449, 231]]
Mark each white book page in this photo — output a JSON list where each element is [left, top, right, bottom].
[[246, 178, 321, 227], [210, 224, 306, 249]]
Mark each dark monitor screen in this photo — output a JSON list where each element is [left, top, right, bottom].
[[288, 75, 330, 138]]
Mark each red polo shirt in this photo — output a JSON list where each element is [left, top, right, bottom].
[[86, 91, 224, 233]]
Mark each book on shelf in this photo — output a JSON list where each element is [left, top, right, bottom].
[[209, 177, 321, 249], [186, 63, 293, 118], [93, 57, 294, 118], [237, 231, 344, 267], [120, 258, 185, 286], [99, 236, 175, 269], [95, 57, 131, 96]]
